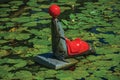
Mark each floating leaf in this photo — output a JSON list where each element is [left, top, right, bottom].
[[69, 13, 76, 20], [0, 40, 8, 44], [86, 76, 101, 80], [9, 1, 23, 6], [27, 0, 38, 7], [0, 69, 13, 79], [0, 65, 12, 72], [35, 71, 46, 78], [0, 18, 10, 21], [0, 50, 9, 57], [0, 4, 10, 7], [38, 20, 50, 24], [2, 32, 30, 40], [12, 46, 28, 54], [11, 17, 33, 23], [105, 74, 120, 80], [14, 70, 32, 80], [1, 46, 12, 50], [61, 19, 69, 26], [29, 38, 50, 45], [56, 71, 74, 79], [93, 70, 111, 78], [22, 21, 37, 27], [44, 70, 57, 78]]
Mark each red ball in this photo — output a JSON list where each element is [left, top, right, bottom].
[[49, 4, 60, 18]]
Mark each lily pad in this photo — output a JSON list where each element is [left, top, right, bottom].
[[0, 69, 13, 79], [0, 50, 9, 57], [11, 17, 33, 23], [14, 70, 33, 80], [2, 32, 30, 40], [22, 21, 37, 27], [0, 0, 120, 80], [9, 1, 23, 6]]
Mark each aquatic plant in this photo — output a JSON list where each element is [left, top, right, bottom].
[[0, 0, 119, 80]]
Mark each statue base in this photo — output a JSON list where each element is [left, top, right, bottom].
[[34, 53, 78, 70]]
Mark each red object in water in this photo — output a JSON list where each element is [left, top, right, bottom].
[[66, 38, 90, 56], [49, 4, 60, 18], [69, 65, 76, 71]]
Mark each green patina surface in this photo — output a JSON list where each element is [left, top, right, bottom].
[[0, 0, 120, 80]]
